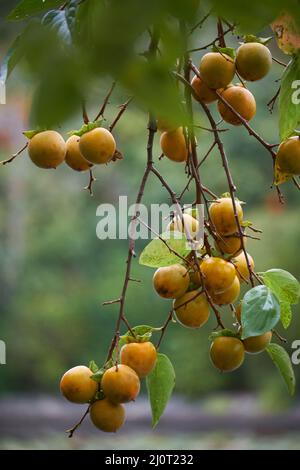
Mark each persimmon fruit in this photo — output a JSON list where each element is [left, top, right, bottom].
[[160, 127, 188, 163], [217, 85, 256, 125], [79, 127, 116, 165], [236, 42, 272, 81], [153, 264, 189, 299], [90, 398, 125, 432], [201, 257, 236, 294], [233, 252, 255, 282], [199, 52, 235, 89], [209, 197, 243, 236], [191, 75, 217, 104], [101, 364, 140, 404], [65, 135, 92, 172], [28, 130, 66, 169], [211, 276, 240, 305], [60, 365, 97, 404], [243, 332, 272, 354], [173, 290, 210, 328], [120, 341, 157, 378], [210, 336, 245, 372], [276, 136, 300, 176]]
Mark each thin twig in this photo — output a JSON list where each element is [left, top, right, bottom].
[[94, 82, 116, 122], [0, 143, 28, 165], [109, 98, 133, 132], [84, 168, 96, 196], [67, 406, 90, 438]]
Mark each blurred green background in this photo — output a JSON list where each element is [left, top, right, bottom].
[[0, 0, 300, 450]]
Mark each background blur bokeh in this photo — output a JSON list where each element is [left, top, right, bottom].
[[0, 0, 300, 450]]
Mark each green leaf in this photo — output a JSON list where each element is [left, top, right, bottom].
[[280, 301, 292, 330], [0, 22, 35, 86], [42, 10, 72, 44], [68, 120, 103, 137], [241, 285, 280, 339], [146, 353, 175, 428], [212, 45, 235, 60], [266, 343, 296, 396], [240, 220, 253, 228], [279, 54, 300, 140], [243, 35, 272, 45], [209, 329, 241, 341], [261, 269, 300, 305], [139, 231, 191, 268], [7, 0, 63, 21], [90, 369, 105, 383], [119, 325, 161, 348], [89, 360, 99, 374], [23, 129, 46, 139]]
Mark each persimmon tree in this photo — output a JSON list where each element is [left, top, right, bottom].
[[1, 0, 300, 435]]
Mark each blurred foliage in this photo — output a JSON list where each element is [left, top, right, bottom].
[[0, 0, 299, 409], [0, 0, 299, 126]]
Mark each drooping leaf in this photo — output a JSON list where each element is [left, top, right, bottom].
[[280, 301, 292, 329], [241, 285, 280, 339], [139, 231, 191, 268], [0, 23, 34, 87], [279, 54, 300, 140], [261, 269, 300, 305], [146, 353, 175, 428], [266, 343, 296, 395], [7, 0, 63, 21], [42, 9, 72, 44]]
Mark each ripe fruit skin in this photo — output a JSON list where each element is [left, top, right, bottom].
[[211, 276, 240, 306], [243, 332, 272, 354], [120, 342, 157, 378], [79, 127, 116, 165], [233, 252, 255, 282], [215, 234, 245, 256], [236, 43, 272, 81], [65, 135, 92, 172], [209, 197, 243, 236], [191, 75, 217, 104], [60, 365, 97, 404], [167, 213, 199, 238], [160, 127, 188, 163], [173, 290, 210, 328], [28, 130, 66, 169], [201, 257, 236, 294], [199, 52, 235, 89], [101, 364, 140, 404], [90, 399, 125, 432], [210, 336, 245, 372], [276, 136, 300, 175], [153, 264, 189, 299], [218, 85, 256, 125]]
